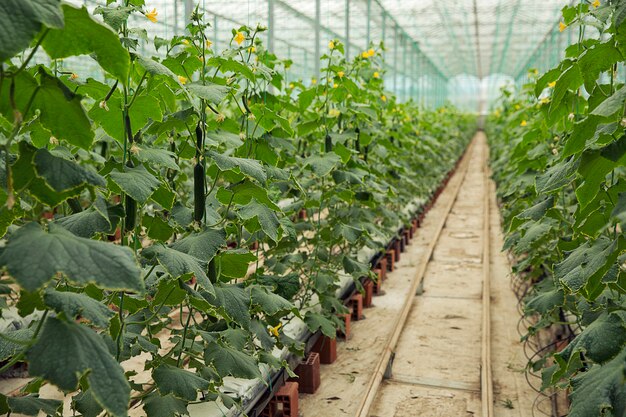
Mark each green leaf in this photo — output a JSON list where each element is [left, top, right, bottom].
[[256, 273, 300, 300], [217, 250, 256, 279], [304, 312, 336, 338], [136, 146, 180, 171], [6, 395, 63, 416], [153, 365, 209, 401], [143, 393, 188, 417], [250, 319, 275, 351], [535, 158, 578, 194], [44, 288, 114, 327], [568, 348, 626, 417], [170, 228, 226, 263], [0, 328, 34, 361], [612, 192, 626, 225], [0, 222, 143, 292], [577, 137, 626, 208], [55, 197, 112, 238], [34, 148, 106, 193], [525, 287, 565, 315], [304, 153, 341, 177], [555, 237, 617, 293], [109, 165, 160, 204], [535, 68, 560, 97], [0, 0, 63, 61], [13, 144, 105, 207], [591, 84, 626, 117], [206, 284, 251, 329], [249, 285, 295, 316], [93, 5, 131, 31], [33, 72, 95, 149], [220, 180, 280, 211], [42, 4, 130, 80], [142, 245, 214, 295], [550, 63, 583, 113], [143, 214, 174, 241], [513, 220, 555, 254], [562, 116, 601, 158], [186, 82, 230, 105], [342, 255, 370, 278], [27, 318, 130, 417], [90, 94, 164, 143], [72, 390, 103, 417], [208, 151, 266, 183], [204, 342, 261, 380], [578, 43, 623, 92], [559, 313, 626, 364], [239, 200, 281, 242], [510, 196, 554, 232]]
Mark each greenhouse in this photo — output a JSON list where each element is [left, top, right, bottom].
[[0, 0, 623, 416]]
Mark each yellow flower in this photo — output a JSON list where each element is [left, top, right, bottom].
[[338, 71, 345, 78], [333, 83, 338, 88], [329, 108, 340, 118], [361, 51, 369, 59], [289, 83, 295, 89], [559, 22, 567, 32], [515, 104, 521, 110], [548, 81, 556, 88], [215, 113, 225, 123], [541, 97, 551, 104], [206, 39, 213, 48], [381, 95, 387, 102], [520, 120, 527, 127], [70, 73, 78, 80], [234, 31, 246, 45], [367, 48, 375, 57], [248, 46, 256, 53], [178, 76, 188, 85], [311, 78, 317, 85], [593, 0, 600, 7], [269, 323, 282, 337], [146, 8, 158, 23], [373, 72, 380, 78], [182, 39, 190, 46], [328, 40, 335, 50]]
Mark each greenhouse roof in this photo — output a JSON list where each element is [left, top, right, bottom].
[[380, 0, 567, 78]]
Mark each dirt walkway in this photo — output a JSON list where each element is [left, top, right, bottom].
[[299, 133, 536, 417]]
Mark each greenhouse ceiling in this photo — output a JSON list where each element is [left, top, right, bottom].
[[189, 0, 569, 79], [380, 0, 567, 78], [82, 0, 569, 79]]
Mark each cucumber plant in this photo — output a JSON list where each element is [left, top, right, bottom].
[[0, 1, 473, 416], [488, 2, 626, 415]]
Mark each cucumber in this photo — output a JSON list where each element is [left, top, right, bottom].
[[124, 160, 136, 232], [208, 258, 217, 283], [124, 114, 134, 144], [193, 163, 205, 223], [195, 122, 203, 152], [325, 134, 333, 153], [124, 195, 136, 233]]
